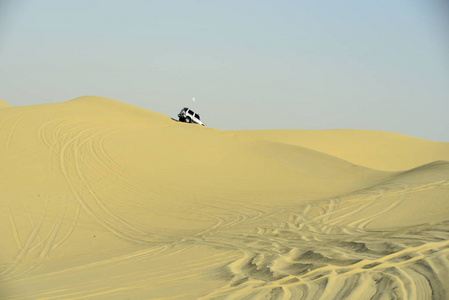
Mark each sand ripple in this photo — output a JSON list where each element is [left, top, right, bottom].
[[194, 168, 449, 299]]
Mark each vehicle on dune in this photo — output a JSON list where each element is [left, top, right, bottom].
[[177, 107, 206, 126]]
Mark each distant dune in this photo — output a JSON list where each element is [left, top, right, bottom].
[[1, 96, 448, 299], [230, 129, 449, 171]]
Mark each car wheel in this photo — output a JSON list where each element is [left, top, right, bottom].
[[185, 117, 191, 123]]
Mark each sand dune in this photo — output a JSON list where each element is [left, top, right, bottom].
[[1, 96, 448, 299], [0, 98, 12, 108], [230, 129, 449, 171]]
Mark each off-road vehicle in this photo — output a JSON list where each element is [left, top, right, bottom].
[[178, 107, 206, 126]]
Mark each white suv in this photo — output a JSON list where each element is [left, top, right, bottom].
[[178, 107, 206, 126]]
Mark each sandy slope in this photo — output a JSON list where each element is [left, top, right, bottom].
[[1, 96, 448, 299], [0, 98, 12, 108], [230, 129, 449, 171]]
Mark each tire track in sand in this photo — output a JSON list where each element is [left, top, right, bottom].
[[197, 171, 449, 299]]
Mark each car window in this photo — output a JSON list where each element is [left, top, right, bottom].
[[194, 114, 199, 119]]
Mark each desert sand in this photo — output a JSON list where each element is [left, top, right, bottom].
[[0, 99, 12, 108], [1, 96, 448, 299]]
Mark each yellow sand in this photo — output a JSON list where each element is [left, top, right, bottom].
[[1, 96, 448, 299], [229, 129, 449, 171], [0, 98, 12, 108]]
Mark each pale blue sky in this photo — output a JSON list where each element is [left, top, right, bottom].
[[1, 0, 448, 141]]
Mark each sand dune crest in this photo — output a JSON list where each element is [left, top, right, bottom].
[[231, 129, 449, 171], [0, 98, 12, 108]]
